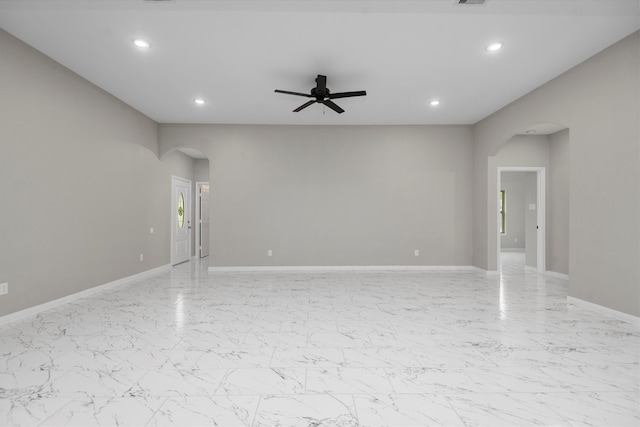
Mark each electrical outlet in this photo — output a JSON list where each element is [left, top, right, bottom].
[[139, 253, 144, 262], [267, 250, 273, 257], [414, 250, 420, 256], [0, 282, 8, 296]]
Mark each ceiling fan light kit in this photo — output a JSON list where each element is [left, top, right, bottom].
[[275, 74, 366, 114]]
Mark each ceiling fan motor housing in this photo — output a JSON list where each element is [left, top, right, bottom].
[[311, 87, 329, 99]]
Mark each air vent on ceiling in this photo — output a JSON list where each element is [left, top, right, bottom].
[[457, 0, 486, 4]]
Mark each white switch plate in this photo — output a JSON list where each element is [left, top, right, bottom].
[[0, 282, 8, 296], [267, 250, 273, 257], [139, 253, 144, 262], [529, 203, 536, 210], [414, 250, 420, 256], [150, 227, 154, 234]]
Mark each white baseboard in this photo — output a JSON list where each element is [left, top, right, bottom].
[[0, 264, 171, 327], [500, 248, 525, 252], [545, 270, 569, 280], [568, 296, 640, 326], [209, 265, 480, 273]]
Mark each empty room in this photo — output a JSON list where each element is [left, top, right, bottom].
[[1, 1, 639, 426]]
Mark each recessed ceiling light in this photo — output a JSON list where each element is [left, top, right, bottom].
[[133, 39, 151, 49], [194, 98, 206, 105], [486, 42, 503, 52], [430, 100, 440, 106]]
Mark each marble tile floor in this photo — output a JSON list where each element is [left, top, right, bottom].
[[1, 254, 639, 426]]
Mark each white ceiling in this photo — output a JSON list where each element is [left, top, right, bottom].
[[0, 0, 638, 125]]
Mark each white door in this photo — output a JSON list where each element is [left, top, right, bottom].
[[171, 176, 191, 265], [199, 183, 210, 258]]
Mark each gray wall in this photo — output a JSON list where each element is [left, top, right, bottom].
[[549, 129, 570, 275], [0, 29, 197, 317], [194, 159, 210, 184], [474, 31, 639, 316], [160, 124, 474, 267]]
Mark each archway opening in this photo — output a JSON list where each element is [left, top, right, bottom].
[[162, 147, 211, 268], [489, 123, 570, 277]]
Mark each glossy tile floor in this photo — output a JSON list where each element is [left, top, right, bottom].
[[1, 252, 639, 426]]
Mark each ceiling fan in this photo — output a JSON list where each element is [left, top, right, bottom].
[[275, 74, 366, 114]]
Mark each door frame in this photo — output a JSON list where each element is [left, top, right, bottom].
[[171, 175, 192, 266], [195, 181, 210, 258], [497, 167, 546, 274]]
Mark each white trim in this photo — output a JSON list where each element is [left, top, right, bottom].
[[545, 270, 569, 280], [500, 248, 525, 252], [209, 265, 480, 273], [0, 264, 171, 327], [568, 296, 640, 326], [195, 181, 209, 258]]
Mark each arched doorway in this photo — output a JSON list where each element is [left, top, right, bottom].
[[162, 147, 211, 266], [489, 123, 569, 276]]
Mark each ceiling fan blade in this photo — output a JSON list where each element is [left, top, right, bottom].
[[328, 90, 367, 99], [316, 75, 327, 92], [322, 99, 344, 114], [275, 89, 313, 98], [293, 100, 316, 112]]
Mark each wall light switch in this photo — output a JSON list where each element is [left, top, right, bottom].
[[0, 282, 8, 296], [529, 203, 536, 210], [139, 253, 144, 262], [267, 250, 273, 257], [414, 250, 420, 256], [150, 227, 154, 234]]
